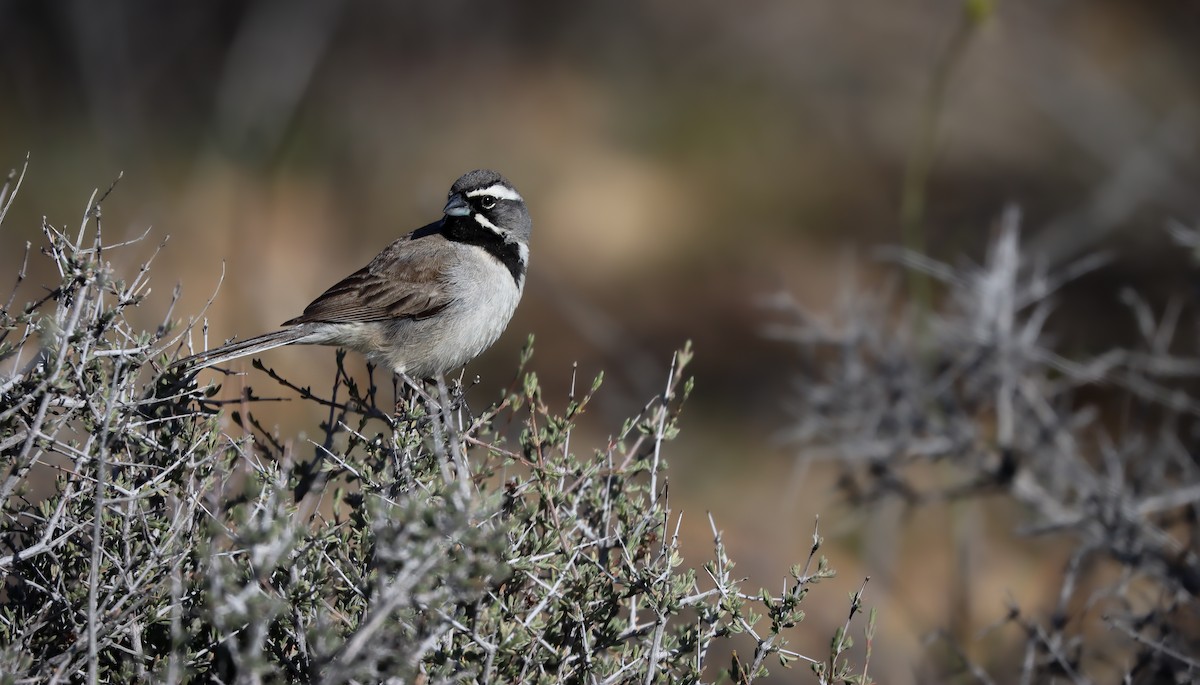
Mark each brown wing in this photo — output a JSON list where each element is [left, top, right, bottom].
[[283, 224, 455, 325]]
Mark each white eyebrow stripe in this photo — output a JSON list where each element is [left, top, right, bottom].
[[473, 213, 507, 236], [466, 184, 523, 202]]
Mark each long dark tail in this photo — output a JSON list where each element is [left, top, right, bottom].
[[172, 328, 310, 370]]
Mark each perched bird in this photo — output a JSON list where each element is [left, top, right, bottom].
[[174, 169, 531, 378]]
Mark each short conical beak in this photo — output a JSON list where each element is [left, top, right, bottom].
[[443, 193, 470, 217]]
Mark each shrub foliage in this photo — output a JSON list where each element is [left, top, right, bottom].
[[0, 169, 870, 683]]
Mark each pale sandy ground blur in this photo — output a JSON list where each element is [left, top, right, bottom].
[[3, 2, 1200, 681]]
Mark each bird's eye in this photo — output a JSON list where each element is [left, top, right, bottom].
[[480, 195, 497, 209]]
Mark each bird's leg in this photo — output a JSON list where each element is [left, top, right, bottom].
[[391, 373, 405, 417], [392, 372, 432, 425], [393, 372, 437, 411], [393, 372, 448, 455], [448, 372, 467, 413]]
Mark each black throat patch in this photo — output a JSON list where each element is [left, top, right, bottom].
[[441, 216, 526, 286]]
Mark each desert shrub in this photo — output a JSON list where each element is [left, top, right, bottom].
[[767, 207, 1200, 683], [0, 166, 871, 684]]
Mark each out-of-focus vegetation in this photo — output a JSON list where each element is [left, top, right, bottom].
[[3, 1, 1200, 682], [768, 213, 1200, 681]]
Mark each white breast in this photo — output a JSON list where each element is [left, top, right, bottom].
[[439, 249, 524, 365], [375, 245, 523, 377]]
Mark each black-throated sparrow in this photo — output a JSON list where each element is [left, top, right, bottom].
[[174, 169, 531, 378]]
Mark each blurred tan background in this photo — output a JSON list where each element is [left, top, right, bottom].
[[3, 1, 1200, 681]]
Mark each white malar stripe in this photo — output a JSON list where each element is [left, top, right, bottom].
[[516, 241, 530, 268], [466, 184, 523, 202], [473, 213, 506, 235]]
